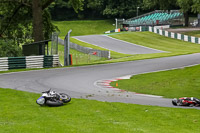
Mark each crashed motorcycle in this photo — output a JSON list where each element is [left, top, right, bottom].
[[36, 89, 71, 107], [172, 97, 200, 107]]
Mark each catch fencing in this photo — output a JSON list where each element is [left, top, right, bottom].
[[0, 55, 59, 71], [58, 38, 110, 59]]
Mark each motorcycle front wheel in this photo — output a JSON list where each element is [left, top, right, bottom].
[[59, 93, 71, 103]]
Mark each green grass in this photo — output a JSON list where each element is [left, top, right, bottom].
[[57, 44, 107, 65], [53, 20, 115, 38], [70, 38, 131, 59], [1, 88, 200, 133], [94, 31, 200, 63], [53, 19, 132, 65], [110, 32, 200, 53], [0, 68, 41, 74], [111, 65, 200, 98], [57, 31, 200, 66], [53, 20, 200, 65], [182, 31, 200, 38]]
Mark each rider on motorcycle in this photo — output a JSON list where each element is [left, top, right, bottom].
[[172, 97, 200, 106]]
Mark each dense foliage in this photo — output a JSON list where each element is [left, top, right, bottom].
[[0, 0, 33, 45], [0, 0, 200, 58], [0, 40, 22, 57], [143, 0, 200, 26], [0, 0, 58, 43], [49, 0, 147, 20], [0, 0, 83, 43]]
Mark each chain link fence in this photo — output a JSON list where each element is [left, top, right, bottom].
[[71, 53, 105, 65], [58, 38, 110, 59], [51, 32, 59, 55], [69, 42, 110, 58]]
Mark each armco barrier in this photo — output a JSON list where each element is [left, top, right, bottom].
[[0, 55, 59, 71], [58, 38, 110, 59], [148, 26, 200, 44]]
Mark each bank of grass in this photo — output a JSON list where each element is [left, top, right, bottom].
[[53, 19, 200, 65], [182, 31, 200, 38], [57, 38, 131, 65], [1, 88, 200, 133], [110, 32, 200, 53], [97, 31, 200, 63], [53, 20, 115, 38], [70, 38, 131, 59], [0, 68, 42, 74], [57, 44, 107, 65], [58, 31, 200, 65], [111, 65, 200, 98]]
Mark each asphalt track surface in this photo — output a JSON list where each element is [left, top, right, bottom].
[[1, 53, 200, 109], [74, 35, 164, 54]]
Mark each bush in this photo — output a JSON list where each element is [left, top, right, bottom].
[[0, 40, 22, 57]]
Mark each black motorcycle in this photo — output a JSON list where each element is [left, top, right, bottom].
[[172, 97, 200, 107], [36, 89, 71, 106]]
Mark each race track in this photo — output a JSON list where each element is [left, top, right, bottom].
[[74, 35, 164, 54], [1, 53, 200, 109]]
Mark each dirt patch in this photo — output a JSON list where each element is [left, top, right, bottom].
[[165, 28, 200, 33]]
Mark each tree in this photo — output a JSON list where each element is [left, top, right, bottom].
[[143, 0, 176, 10], [192, 0, 200, 13], [85, 0, 144, 18], [0, 0, 33, 45], [177, 0, 193, 27], [143, 0, 200, 27], [48, 0, 84, 20], [0, 0, 83, 43], [102, 0, 144, 18], [0, 40, 22, 57], [32, 0, 44, 41]]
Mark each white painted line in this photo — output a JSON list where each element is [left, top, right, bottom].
[[134, 93, 163, 98], [104, 35, 166, 53], [72, 37, 113, 53]]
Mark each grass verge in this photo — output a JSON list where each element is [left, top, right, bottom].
[[182, 31, 200, 38], [70, 38, 132, 59], [110, 65, 200, 98], [0, 68, 52, 74], [53, 20, 200, 65], [96, 31, 200, 63], [1, 88, 200, 133], [58, 31, 200, 65], [57, 44, 107, 65], [53, 20, 115, 38], [110, 32, 200, 53]]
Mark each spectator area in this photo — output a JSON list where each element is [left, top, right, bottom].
[[123, 10, 183, 26]]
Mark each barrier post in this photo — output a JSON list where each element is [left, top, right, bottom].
[[64, 30, 72, 66]]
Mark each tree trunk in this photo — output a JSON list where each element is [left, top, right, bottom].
[[184, 12, 189, 27], [32, 0, 44, 42]]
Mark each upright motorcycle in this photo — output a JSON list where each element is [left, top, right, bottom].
[[36, 89, 71, 107]]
